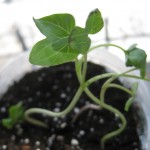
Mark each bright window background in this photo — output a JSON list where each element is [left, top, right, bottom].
[[0, 0, 150, 66]]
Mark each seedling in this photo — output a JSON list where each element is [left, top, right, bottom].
[[3, 8, 150, 149]]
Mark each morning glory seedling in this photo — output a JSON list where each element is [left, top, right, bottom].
[[4, 8, 149, 150]]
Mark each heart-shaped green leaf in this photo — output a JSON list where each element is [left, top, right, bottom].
[[30, 39, 78, 66], [69, 26, 91, 54], [85, 8, 104, 34]]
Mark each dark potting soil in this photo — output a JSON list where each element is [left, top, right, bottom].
[[0, 62, 141, 150]]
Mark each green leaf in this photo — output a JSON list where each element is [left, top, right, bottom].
[[85, 8, 104, 34], [9, 102, 24, 121], [69, 26, 91, 54], [33, 13, 76, 52], [2, 118, 14, 129], [2, 102, 24, 129], [30, 39, 78, 66], [126, 45, 147, 77], [30, 13, 80, 66], [33, 14, 75, 39]]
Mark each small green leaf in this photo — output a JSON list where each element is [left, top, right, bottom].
[[30, 39, 78, 66], [125, 97, 134, 112], [9, 102, 24, 121], [69, 26, 91, 54], [85, 8, 104, 34], [2, 102, 24, 129], [126, 45, 147, 77], [2, 118, 14, 129]]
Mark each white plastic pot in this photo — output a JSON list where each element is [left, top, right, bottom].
[[0, 49, 150, 149]]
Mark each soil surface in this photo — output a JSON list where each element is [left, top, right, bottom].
[[0, 62, 141, 150]]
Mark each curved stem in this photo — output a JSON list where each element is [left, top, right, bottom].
[[75, 58, 127, 149], [25, 54, 88, 128], [100, 68, 137, 102], [85, 73, 115, 87], [85, 68, 138, 88], [98, 69, 137, 149], [107, 83, 133, 96], [89, 43, 126, 53], [25, 86, 84, 128], [84, 88, 127, 149], [100, 108, 127, 149]]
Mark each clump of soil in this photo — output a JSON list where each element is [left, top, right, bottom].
[[0, 62, 141, 150]]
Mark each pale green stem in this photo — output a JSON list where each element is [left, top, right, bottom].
[[98, 77, 131, 149], [75, 58, 82, 83], [25, 54, 88, 128], [123, 74, 150, 81], [107, 84, 133, 96], [99, 68, 137, 149], [100, 109, 126, 149], [83, 88, 127, 150], [89, 43, 126, 53], [100, 68, 137, 102], [85, 73, 116, 87], [82, 53, 88, 84], [25, 85, 84, 128]]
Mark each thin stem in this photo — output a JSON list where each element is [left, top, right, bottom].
[[85, 68, 139, 88], [82, 53, 88, 84], [85, 73, 115, 87], [75, 55, 104, 105], [84, 87, 126, 150], [107, 84, 133, 96], [75, 58, 127, 149], [75, 58, 83, 83], [24, 86, 84, 128], [98, 69, 138, 149], [100, 109, 126, 149], [100, 68, 137, 102], [25, 54, 89, 128], [84, 88, 127, 150], [123, 74, 150, 81], [89, 43, 126, 53]]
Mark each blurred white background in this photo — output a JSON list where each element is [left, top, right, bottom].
[[0, 0, 150, 67]]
